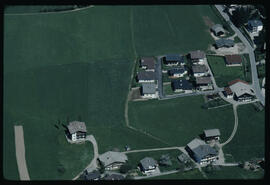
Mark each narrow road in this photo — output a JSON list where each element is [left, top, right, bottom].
[[133, 170, 179, 180], [72, 135, 99, 180], [156, 56, 164, 99], [215, 5, 265, 106], [14, 125, 30, 180], [122, 146, 182, 154]]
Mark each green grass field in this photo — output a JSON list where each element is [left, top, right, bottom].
[[207, 55, 247, 87], [4, 5, 235, 180], [128, 96, 235, 146], [222, 104, 265, 162]]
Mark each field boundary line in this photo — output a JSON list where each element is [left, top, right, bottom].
[[130, 7, 138, 58], [5, 5, 94, 16], [14, 125, 30, 180]]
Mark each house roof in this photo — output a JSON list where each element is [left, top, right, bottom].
[[140, 57, 156, 70], [203, 129, 221, 137], [196, 76, 212, 85], [142, 83, 156, 94], [98, 151, 128, 167], [165, 54, 184, 62], [248, 19, 263, 27], [215, 39, 235, 48], [211, 24, 225, 34], [67, 121, 87, 134], [140, 157, 157, 170], [168, 67, 186, 75], [103, 174, 124, 180], [224, 87, 233, 95], [84, 170, 100, 180], [137, 71, 155, 81], [172, 79, 193, 90], [192, 144, 217, 161], [225, 55, 242, 65], [189, 50, 206, 60], [228, 79, 249, 86], [187, 138, 206, 150], [229, 81, 255, 97], [192, 65, 208, 73]]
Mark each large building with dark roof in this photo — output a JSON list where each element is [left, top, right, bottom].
[[195, 76, 213, 91], [67, 121, 87, 141], [215, 38, 235, 49], [141, 83, 157, 99], [137, 71, 155, 83], [189, 50, 206, 65], [224, 55, 242, 66], [172, 79, 193, 93], [140, 57, 156, 71], [168, 67, 187, 77], [163, 54, 185, 66], [139, 157, 158, 174], [192, 65, 208, 77]]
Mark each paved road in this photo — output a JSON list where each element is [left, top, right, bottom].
[[133, 169, 179, 180], [14, 125, 30, 180], [156, 56, 164, 99], [122, 146, 184, 154], [215, 5, 265, 106]]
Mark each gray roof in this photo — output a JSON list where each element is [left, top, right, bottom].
[[137, 71, 155, 81], [84, 170, 100, 180], [172, 79, 193, 90], [189, 50, 206, 59], [98, 151, 128, 167], [165, 54, 184, 62], [67, 121, 87, 134], [229, 81, 255, 97], [248, 19, 263, 27], [142, 83, 156, 94], [192, 65, 208, 73], [196, 76, 212, 85], [204, 129, 221, 137], [168, 67, 186, 75], [192, 145, 217, 161], [211, 24, 225, 34], [187, 138, 206, 150], [140, 157, 157, 170], [215, 39, 234, 48], [140, 57, 156, 70]]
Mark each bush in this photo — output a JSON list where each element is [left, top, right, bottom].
[[120, 164, 133, 174]]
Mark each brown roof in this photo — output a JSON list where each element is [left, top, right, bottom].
[[189, 50, 206, 59], [140, 57, 155, 70], [225, 55, 242, 65], [224, 87, 233, 95], [228, 79, 249, 86], [196, 76, 212, 84], [192, 65, 208, 73]]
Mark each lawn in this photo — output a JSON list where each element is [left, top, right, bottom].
[[148, 169, 205, 179], [207, 55, 247, 87], [126, 149, 182, 172], [4, 5, 233, 180], [128, 96, 235, 146], [203, 166, 264, 179], [222, 104, 265, 162], [163, 83, 174, 95]]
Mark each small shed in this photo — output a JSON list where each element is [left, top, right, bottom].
[[203, 129, 221, 142], [211, 24, 225, 36]]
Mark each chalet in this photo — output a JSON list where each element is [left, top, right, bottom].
[[211, 24, 225, 36], [195, 76, 213, 91], [229, 80, 255, 102], [224, 54, 242, 66], [141, 83, 157, 99], [137, 71, 155, 83], [140, 57, 156, 71], [67, 121, 87, 141], [163, 54, 185, 66], [139, 157, 158, 174], [98, 151, 128, 170], [223, 86, 233, 98], [185, 138, 218, 165], [247, 19, 263, 33], [215, 38, 234, 49], [168, 67, 187, 78], [83, 170, 101, 180], [189, 50, 206, 65], [192, 65, 208, 77], [103, 174, 125, 180], [172, 79, 193, 93], [203, 129, 221, 143]]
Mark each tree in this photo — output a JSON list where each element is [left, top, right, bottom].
[[232, 6, 253, 27], [120, 164, 132, 174]]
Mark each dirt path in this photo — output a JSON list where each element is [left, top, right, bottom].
[[14, 125, 30, 180]]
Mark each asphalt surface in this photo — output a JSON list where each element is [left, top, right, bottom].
[[215, 5, 265, 106]]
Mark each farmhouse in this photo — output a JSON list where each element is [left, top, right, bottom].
[[139, 157, 158, 174], [247, 19, 263, 33], [168, 67, 187, 78], [137, 71, 155, 83], [172, 79, 193, 93], [141, 83, 157, 99], [185, 138, 218, 165], [83, 170, 101, 180], [98, 151, 128, 170], [163, 54, 185, 66], [229, 79, 255, 102], [215, 38, 235, 49], [224, 54, 242, 66], [189, 50, 206, 65], [223, 86, 233, 98], [140, 57, 156, 71], [195, 76, 213, 91], [202, 129, 221, 143], [211, 24, 225, 36], [192, 65, 208, 77], [67, 121, 87, 141]]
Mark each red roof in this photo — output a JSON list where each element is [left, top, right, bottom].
[[228, 79, 249, 86], [225, 55, 242, 65]]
